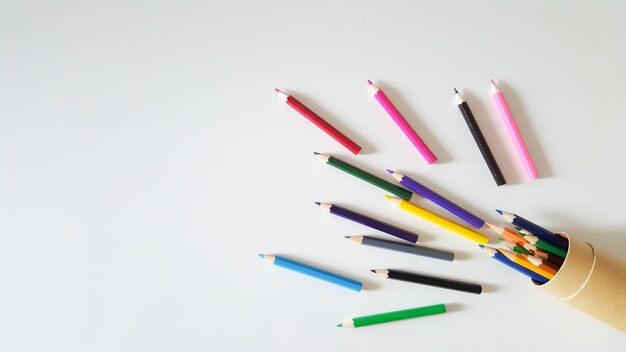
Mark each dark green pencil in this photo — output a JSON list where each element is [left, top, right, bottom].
[[314, 152, 412, 200]]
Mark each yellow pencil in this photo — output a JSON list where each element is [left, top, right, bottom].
[[384, 196, 489, 244], [497, 248, 555, 280]]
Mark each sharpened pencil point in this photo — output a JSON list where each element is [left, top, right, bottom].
[[315, 202, 321, 206], [495, 209, 503, 215], [386, 169, 394, 174], [370, 269, 376, 273], [274, 88, 279, 93], [478, 244, 485, 248], [344, 236, 350, 239], [313, 152, 319, 155], [337, 323, 343, 327], [454, 87, 459, 94], [367, 79, 372, 85], [384, 195, 392, 200], [258, 254, 265, 258], [490, 79, 495, 85]]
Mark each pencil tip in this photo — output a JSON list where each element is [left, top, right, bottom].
[[454, 87, 459, 94], [367, 79, 372, 85], [490, 79, 496, 85], [344, 236, 350, 239], [386, 169, 394, 174], [384, 195, 392, 200], [258, 254, 265, 258], [478, 244, 485, 248], [497, 237, 504, 242], [495, 209, 503, 215], [274, 88, 279, 93], [313, 152, 319, 155], [337, 323, 343, 327], [370, 269, 376, 273], [315, 202, 321, 206]]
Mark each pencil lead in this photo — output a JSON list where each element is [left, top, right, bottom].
[[315, 202, 321, 206], [454, 87, 459, 94], [367, 79, 373, 85], [478, 244, 485, 248], [489, 79, 496, 85], [370, 269, 376, 273], [344, 236, 350, 239], [274, 88, 280, 93], [495, 209, 503, 215], [337, 323, 343, 327], [258, 254, 265, 258], [313, 152, 319, 155], [386, 169, 395, 174]]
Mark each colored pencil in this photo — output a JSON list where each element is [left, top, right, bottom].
[[385, 196, 489, 244], [480, 245, 548, 284], [533, 249, 565, 267], [388, 170, 484, 228], [454, 88, 506, 186], [317, 202, 419, 243], [522, 232, 567, 258], [497, 210, 569, 249], [346, 235, 454, 261], [337, 303, 446, 328], [373, 269, 482, 294], [497, 237, 531, 255], [523, 253, 560, 273], [367, 80, 436, 164], [485, 222, 527, 245], [275, 89, 361, 155], [497, 248, 555, 280], [315, 153, 412, 200], [258, 254, 362, 291], [489, 79, 537, 179]]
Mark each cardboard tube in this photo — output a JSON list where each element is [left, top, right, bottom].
[[539, 233, 626, 333]]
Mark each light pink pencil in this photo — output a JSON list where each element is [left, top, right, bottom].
[[489, 79, 538, 180], [368, 80, 437, 164]]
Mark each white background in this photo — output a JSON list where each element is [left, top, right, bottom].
[[1, 1, 625, 351]]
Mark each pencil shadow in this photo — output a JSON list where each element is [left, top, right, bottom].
[[451, 250, 471, 261], [374, 81, 450, 164], [287, 90, 377, 155], [330, 202, 435, 243], [497, 82, 553, 179], [480, 283, 498, 293], [445, 303, 463, 313], [274, 253, 381, 291], [462, 91, 522, 185]]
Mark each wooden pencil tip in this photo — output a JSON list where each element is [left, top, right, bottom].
[[367, 79, 372, 85], [454, 87, 459, 94], [315, 202, 321, 206], [344, 236, 350, 239], [337, 323, 343, 327], [370, 269, 376, 273], [258, 253, 265, 258], [313, 152, 319, 155], [274, 88, 279, 93], [495, 209, 503, 215], [386, 169, 394, 174], [489, 79, 496, 85]]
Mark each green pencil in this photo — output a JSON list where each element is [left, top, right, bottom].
[[497, 237, 531, 255], [337, 303, 446, 328], [314, 152, 412, 200]]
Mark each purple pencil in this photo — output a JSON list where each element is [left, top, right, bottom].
[[316, 202, 419, 243], [387, 170, 485, 229]]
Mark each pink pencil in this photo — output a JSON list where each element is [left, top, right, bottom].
[[367, 80, 437, 164], [489, 79, 538, 180]]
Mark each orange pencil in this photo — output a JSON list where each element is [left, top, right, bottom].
[[486, 223, 527, 245], [497, 248, 555, 280]]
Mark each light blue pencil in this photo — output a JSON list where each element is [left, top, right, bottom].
[[259, 254, 362, 292]]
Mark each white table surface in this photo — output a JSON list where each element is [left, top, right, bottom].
[[1, 1, 625, 351]]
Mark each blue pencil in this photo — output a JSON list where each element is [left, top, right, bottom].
[[258, 254, 362, 292], [479, 245, 549, 284], [496, 210, 568, 249]]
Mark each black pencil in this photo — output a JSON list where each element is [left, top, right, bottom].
[[454, 88, 506, 186], [372, 268, 482, 294]]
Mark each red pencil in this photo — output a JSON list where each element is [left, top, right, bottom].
[[275, 89, 362, 155]]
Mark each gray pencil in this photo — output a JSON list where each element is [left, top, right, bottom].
[[346, 235, 454, 261]]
